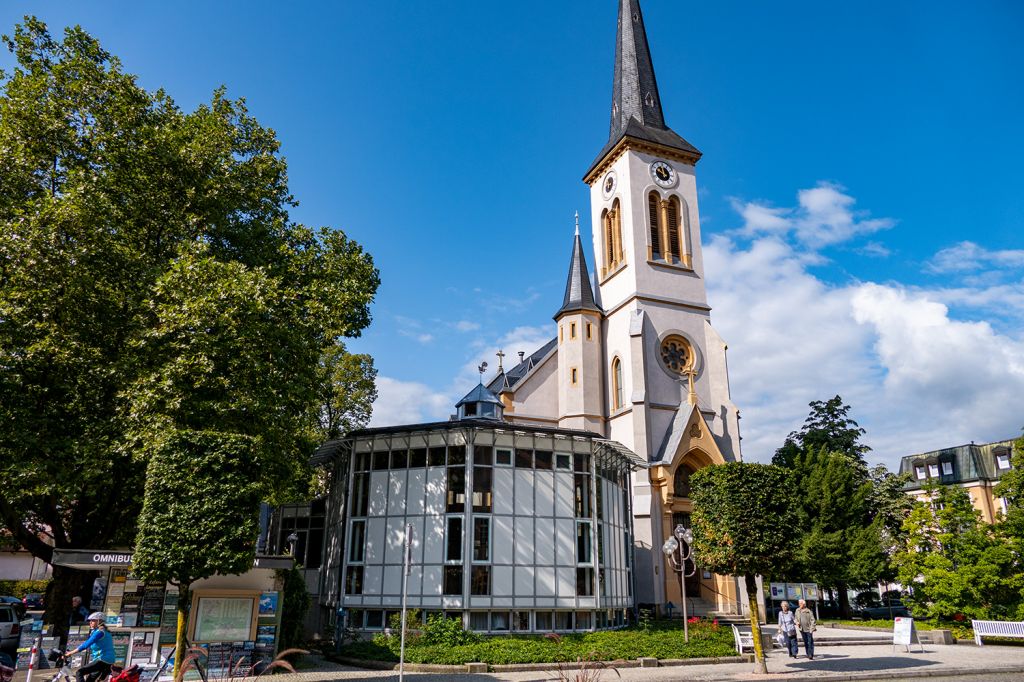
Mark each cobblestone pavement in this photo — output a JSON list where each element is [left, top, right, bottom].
[[270, 631, 1024, 682]]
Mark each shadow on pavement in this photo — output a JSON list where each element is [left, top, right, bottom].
[[788, 655, 939, 672]]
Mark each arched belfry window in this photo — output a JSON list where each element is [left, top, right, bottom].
[[674, 463, 696, 498], [611, 357, 624, 410], [603, 199, 624, 275], [648, 192, 661, 259], [648, 193, 691, 266]]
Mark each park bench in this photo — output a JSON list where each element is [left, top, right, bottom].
[[971, 620, 1024, 645], [732, 624, 755, 654]]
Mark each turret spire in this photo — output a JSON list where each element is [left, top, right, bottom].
[[586, 0, 700, 178], [554, 225, 601, 320]]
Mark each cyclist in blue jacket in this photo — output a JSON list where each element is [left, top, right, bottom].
[[67, 612, 115, 682]]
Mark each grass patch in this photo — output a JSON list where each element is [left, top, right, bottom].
[[334, 621, 735, 665], [820, 618, 975, 641]]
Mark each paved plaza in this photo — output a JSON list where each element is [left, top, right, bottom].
[[274, 627, 1024, 681]]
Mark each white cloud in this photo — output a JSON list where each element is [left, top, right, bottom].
[[858, 241, 891, 258], [398, 330, 434, 344], [454, 320, 481, 332], [928, 241, 1024, 273], [460, 325, 553, 387], [370, 376, 452, 427], [706, 221, 1024, 469], [734, 182, 895, 249]]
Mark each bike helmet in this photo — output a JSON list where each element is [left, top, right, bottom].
[[87, 612, 106, 623]]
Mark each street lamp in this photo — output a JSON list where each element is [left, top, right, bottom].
[[285, 532, 298, 556], [662, 524, 697, 642]]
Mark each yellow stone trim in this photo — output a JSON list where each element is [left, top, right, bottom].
[[584, 136, 701, 185]]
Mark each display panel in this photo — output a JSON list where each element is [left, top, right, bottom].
[[193, 597, 254, 642]]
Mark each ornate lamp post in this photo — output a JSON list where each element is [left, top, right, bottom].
[[662, 523, 697, 642]]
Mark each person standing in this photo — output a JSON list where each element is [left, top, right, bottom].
[[66, 612, 115, 682], [70, 596, 89, 625], [795, 599, 816, 660], [777, 601, 798, 657]]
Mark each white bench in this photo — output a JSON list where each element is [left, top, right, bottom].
[[971, 620, 1024, 645], [732, 624, 755, 654]]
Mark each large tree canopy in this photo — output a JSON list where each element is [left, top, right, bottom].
[[690, 462, 799, 673], [0, 17, 379, 631], [773, 395, 870, 474]]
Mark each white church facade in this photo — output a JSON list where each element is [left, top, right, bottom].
[[315, 0, 747, 632]]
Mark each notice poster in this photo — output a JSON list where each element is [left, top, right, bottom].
[[893, 617, 923, 651], [803, 584, 819, 600], [130, 631, 154, 665], [106, 568, 130, 624], [160, 590, 179, 645], [66, 625, 90, 666], [769, 583, 785, 599], [121, 590, 142, 628], [230, 642, 255, 676], [111, 631, 131, 665], [786, 584, 804, 600], [142, 584, 165, 627], [258, 593, 278, 617]]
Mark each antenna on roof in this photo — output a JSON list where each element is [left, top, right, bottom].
[[477, 361, 488, 378]]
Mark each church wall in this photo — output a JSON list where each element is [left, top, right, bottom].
[[508, 352, 559, 425]]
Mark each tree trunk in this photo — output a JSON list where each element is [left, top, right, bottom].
[[837, 581, 850, 619], [173, 583, 191, 680], [745, 574, 768, 674]]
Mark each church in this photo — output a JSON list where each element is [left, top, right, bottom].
[[312, 0, 748, 632]]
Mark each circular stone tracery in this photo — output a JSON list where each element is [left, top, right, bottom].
[[660, 335, 693, 375]]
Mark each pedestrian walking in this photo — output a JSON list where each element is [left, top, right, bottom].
[[795, 598, 816, 660], [777, 601, 798, 657]]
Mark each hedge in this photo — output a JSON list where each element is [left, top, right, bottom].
[[0, 579, 50, 598]]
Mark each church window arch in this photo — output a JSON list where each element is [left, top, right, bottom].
[[647, 192, 661, 259], [603, 199, 624, 273], [673, 463, 696, 498], [667, 196, 682, 262], [611, 357, 624, 410]]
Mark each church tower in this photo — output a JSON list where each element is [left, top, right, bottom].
[[582, 0, 744, 611], [554, 215, 605, 433]]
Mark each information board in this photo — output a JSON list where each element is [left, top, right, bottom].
[[893, 617, 923, 651]]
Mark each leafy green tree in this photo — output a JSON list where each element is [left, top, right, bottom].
[[994, 436, 1024, 544], [0, 18, 378, 636], [133, 431, 261, 675], [790, 447, 872, 615], [773, 396, 870, 475], [690, 463, 799, 674], [894, 482, 1020, 620]]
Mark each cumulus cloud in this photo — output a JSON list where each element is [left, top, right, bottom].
[[735, 182, 895, 248], [454, 320, 481, 332], [927, 241, 1024, 274], [707, 198, 1024, 469], [370, 376, 453, 427]]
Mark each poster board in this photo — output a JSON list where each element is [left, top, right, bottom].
[[192, 596, 256, 643], [786, 584, 804, 600], [129, 630, 157, 665], [893, 617, 923, 652], [769, 583, 786, 599]]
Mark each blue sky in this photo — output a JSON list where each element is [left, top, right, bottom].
[[4, 1, 1022, 468]]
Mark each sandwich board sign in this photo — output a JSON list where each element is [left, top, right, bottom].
[[893, 617, 924, 652]]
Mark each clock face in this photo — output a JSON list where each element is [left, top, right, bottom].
[[602, 171, 617, 198], [650, 160, 676, 188]]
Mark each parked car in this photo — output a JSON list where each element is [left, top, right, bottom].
[[0, 603, 21, 653], [0, 599, 24, 621], [21, 593, 43, 610], [860, 599, 911, 620]]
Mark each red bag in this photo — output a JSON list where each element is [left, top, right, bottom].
[[109, 664, 141, 682]]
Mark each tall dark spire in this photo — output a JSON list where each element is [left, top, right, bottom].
[[586, 0, 700, 178], [554, 216, 601, 320]]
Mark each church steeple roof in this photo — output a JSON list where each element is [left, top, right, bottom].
[[586, 0, 700, 178], [554, 217, 601, 320]]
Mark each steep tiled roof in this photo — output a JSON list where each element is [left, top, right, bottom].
[[586, 0, 700, 177], [555, 231, 601, 319], [487, 337, 557, 393]]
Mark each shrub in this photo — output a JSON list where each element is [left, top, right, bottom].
[[0, 579, 50, 598], [420, 614, 480, 647]]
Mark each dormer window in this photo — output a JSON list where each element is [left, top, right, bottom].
[[915, 465, 926, 480], [941, 461, 953, 477], [997, 453, 1012, 470], [928, 463, 939, 478]]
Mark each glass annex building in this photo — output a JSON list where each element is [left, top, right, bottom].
[[317, 387, 644, 633]]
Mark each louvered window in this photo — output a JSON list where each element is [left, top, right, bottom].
[[667, 197, 681, 262], [648, 193, 661, 258]]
